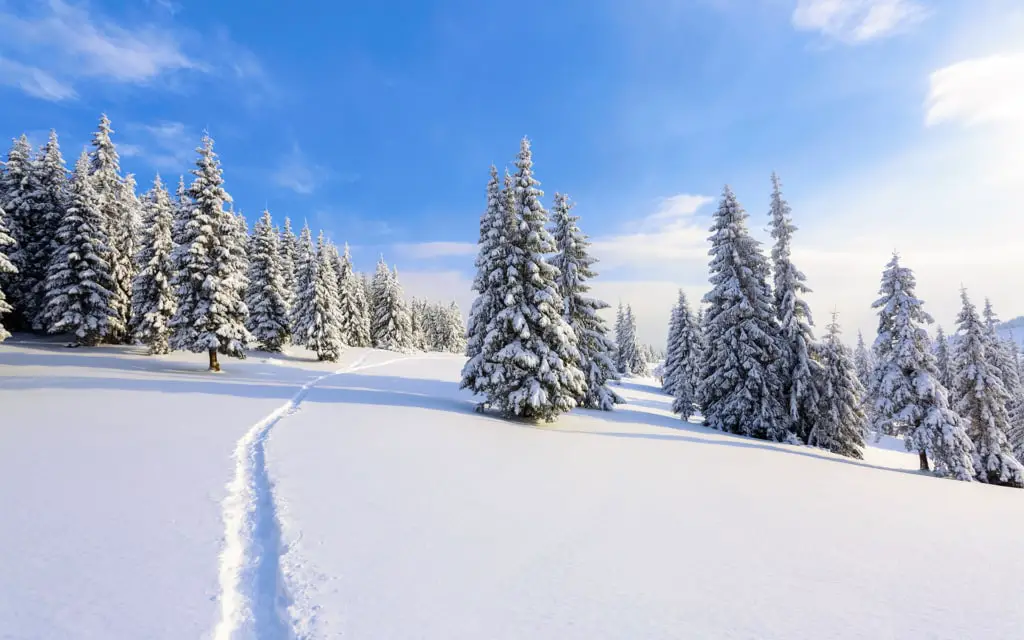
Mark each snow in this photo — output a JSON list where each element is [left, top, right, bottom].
[[3, 337, 1024, 639]]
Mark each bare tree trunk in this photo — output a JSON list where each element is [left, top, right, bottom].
[[208, 348, 221, 372], [918, 450, 930, 471]]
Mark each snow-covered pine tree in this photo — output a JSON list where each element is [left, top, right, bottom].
[[88, 115, 136, 342], [951, 289, 1024, 487], [768, 172, 818, 442], [31, 130, 70, 331], [471, 138, 585, 421], [854, 330, 874, 392], [432, 301, 467, 353], [294, 233, 343, 361], [245, 210, 291, 352], [934, 325, 953, 390], [549, 192, 622, 410], [290, 224, 316, 344], [168, 134, 251, 371], [130, 175, 176, 354], [614, 301, 627, 374], [172, 175, 190, 246], [278, 217, 298, 315], [982, 300, 1022, 399], [805, 312, 867, 458], [869, 253, 975, 479], [370, 256, 412, 350], [621, 306, 647, 376], [408, 298, 428, 350], [43, 151, 117, 346], [2, 135, 48, 330], [336, 244, 370, 347], [669, 291, 701, 420], [0, 205, 16, 342], [464, 165, 504, 365], [699, 185, 788, 441], [663, 298, 684, 394]]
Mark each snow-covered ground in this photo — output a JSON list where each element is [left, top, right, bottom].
[[2, 337, 1023, 639]]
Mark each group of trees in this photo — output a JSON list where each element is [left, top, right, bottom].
[[0, 116, 465, 369], [660, 174, 1023, 486], [461, 139, 622, 421]]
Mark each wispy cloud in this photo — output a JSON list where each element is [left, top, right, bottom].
[[589, 193, 713, 269], [273, 142, 341, 195], [393, 241, 478, 259], [0, 0, 269, 101], [123, 120, 196, 174], [925, 51, 1024, 130], [792, 0, 926, 43]]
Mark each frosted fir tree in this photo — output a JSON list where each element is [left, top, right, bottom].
[[663, 298, 684, 394], [470, 138, 585, 421], [805, 312, 867, 459], [854, 330, 874, 392], [1, 135, 48, 330], [31, 130, 70, 330], [699, 186, 788, 441], [464, 165, 505, 365], [982, 300, 1022, 398], [934, 325, 953, 390], [0, 206, 16, 342], [951, 289, 1024, 487], [168, 134, 251, 372], [172, 175, 190, 246], [768, 173, 819, 442], [278, 217, 298, 314], [667, 291, 701, 420], [431, 301, 467, 353], [293, 234, 343, 361], [549, 192, 622, 410], [245, 210, 291, 352], [869, 253, 975, 479], [290, 224, 317, 344], [614, 301, 627, 374], [130, 175, 177, 354], [408, 298, 428, 350], [370, 258, 412, 350], [43, 151, 117, 346], [619, 306, 647, 376], [335, 243, 359, 345]]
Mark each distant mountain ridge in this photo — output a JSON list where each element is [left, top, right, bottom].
[[996, 316, 1024, 348]]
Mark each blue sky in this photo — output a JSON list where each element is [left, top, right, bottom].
[[1, 0, 1022, 344]]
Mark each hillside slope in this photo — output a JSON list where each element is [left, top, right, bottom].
[[1, 338, 1022, 639]]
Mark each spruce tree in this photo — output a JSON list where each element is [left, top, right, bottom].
[[471, 138, 585, 421], [982, 300, 1022, 398], [172, 175, 190, 246], [2, 135, 48, 330], [806, 312, 867, 459], [699, 185, 788, 441], [768, 172, 818, 441], [245, 210, 291, 352], [290, 224, 317, 347], [951, 289, 1024, 487], [549, 192, 622, 410], [293, 233, 343, 361], [432, 301, 467, 353], [32, 130, 70, 331], [617, 305, 647, 376], [934, 325, 953, 390], [663, 297, 684, 394], [278, 217, 298, 315], [0, 206, 16, 342], [614, 301, 627, 375], [854, 330, 874, 392], [43, 152, 117, 346], [869, 253, 975, 479], [130, 175, 177, 354], [370, 258, 412, 350], [463, 165, 504, 369], [668, 291, 701, 420], [337, 244, 370, 347], [168, 134, 251, 371]]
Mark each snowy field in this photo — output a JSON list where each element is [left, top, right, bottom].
[[2, 337, 1023, 639]]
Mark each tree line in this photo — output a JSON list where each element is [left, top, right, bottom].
[[0, 115, 465, 368], [657, 175, 1023, 487]]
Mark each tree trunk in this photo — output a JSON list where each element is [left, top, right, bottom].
[[918, 450, 930, 471], [208, 348, 221, 372]]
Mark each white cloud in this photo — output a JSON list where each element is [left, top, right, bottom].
[[589, 192, 713, 269], [925, 52, 1024, 130], [273, 143, 337, 195], [0, 0, 268, 101], [123, 120, 196, 174], [393, 241, 478, 259], [792, 0, 925, 43]]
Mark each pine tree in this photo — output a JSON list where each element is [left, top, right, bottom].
[[668, 291, 701, 420], [370, 257, 412, 350], [2, 135, 48, 330], [0, 205, 16, 342], [549, 192, 622, 410], [699, 185, 788, 441], [130, 175, 177, 354], [408, 298, 428, 350], [869, 253, 974, 479], [245, 210, 291, 352], [768, 172, 818, 442], [663, 298, 684, 394], [854, 331, 874, 392], [32, 130, 70, 331], [172, 175, 190, 246], [290, 224, 316, 346], [293, 233, 343, 361], [431, 301, 467, 353], [616, 305, 646, 376], [278, 217, 298, 316], [470, 138, 585, 421], [464, 165, 504, 369], [982, 300, 1022, 398], [168, 134, 251, 371], [934, 325, 953, 390], [951, 289, 1024, 487], [614, 302, 627, 374], [43, 152, 117, 346], [806, 312, 867, 459]]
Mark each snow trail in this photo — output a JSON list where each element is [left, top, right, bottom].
[[212, 353, 418, 640]]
